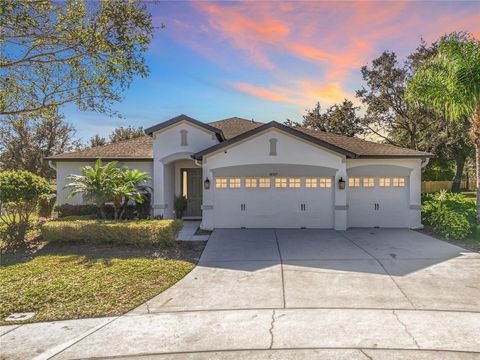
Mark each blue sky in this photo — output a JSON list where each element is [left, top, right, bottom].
[[63, 1, 480, 142]]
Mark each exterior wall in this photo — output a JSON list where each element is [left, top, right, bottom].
[[152, 121, 218, 218], [55, 161, 153, 205], [346, 158, 423, 229], [201, 128, 347, 230]]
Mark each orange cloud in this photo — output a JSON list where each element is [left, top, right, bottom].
[[232, 83, 289, 102], [231, 80, 357, 110]]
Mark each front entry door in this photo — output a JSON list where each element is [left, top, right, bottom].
[[184, 168, 202, 217]]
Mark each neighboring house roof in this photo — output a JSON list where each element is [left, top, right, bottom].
[[208, 117, 263, 139], [47, 115, 432, 162], [144, 114, 224, 141], [194, 121, 433, 159], [45, 136, 153, 161]]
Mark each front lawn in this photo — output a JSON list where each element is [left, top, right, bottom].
[[0, 241, 205, 325]]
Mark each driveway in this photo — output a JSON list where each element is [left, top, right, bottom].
[[135, 228, 479, 312], [2, 229, 480, 359]]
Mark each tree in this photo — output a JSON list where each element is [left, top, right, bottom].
[[297, 100, 363, 137], [0, 109, 79, 178], [357, 42, 474, 192], [0, 0, 155, 116], [356, 49, 441, 150], [406, 32, 480, 218], [64, 160, 150, 220], [109, 126, 145, 143], [0, 171, 50, 248], [89, 135, 108, 148]]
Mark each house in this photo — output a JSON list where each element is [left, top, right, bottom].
[[46, 114, 432, 230]]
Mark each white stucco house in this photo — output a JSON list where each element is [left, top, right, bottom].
[[46, 114, 432, 230]]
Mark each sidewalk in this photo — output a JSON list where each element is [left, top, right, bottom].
[[1, 308, 479, 359]]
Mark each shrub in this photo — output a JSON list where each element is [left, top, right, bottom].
[[38, 185, 57, 218], [41, 220, 182, 247], [0, 171, 50, 247], [422, 190, 476, 240], [55, 201, 151, 220]]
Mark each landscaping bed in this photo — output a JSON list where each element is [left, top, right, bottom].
[[0, 240, 206, 325]]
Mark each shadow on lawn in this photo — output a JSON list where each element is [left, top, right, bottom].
[[0, 240, 207, 267]]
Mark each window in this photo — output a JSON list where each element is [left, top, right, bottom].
[[215, 178, 227, 188], [349, 177, 360, 187], [379, 177, 391, 187], [180, 129, 188, 146], [275, 177, 287, 188], [289, 178, 301, 188], [319, 178, 332, 188], [306, 178, 317, 188], [269, 138, 278, 156], [229, 178, 241, 188], [245, 178, 257, 188], [259, 178, 271, 188], [363, 177, 375, 187], [393, 177, 405, 187]]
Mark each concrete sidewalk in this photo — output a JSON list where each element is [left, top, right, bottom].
[[1, 309, 479, 359]]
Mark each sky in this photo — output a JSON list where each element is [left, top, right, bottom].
[[64, 1, 480, 141]]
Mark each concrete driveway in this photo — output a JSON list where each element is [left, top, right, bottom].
[[2, 229, 480, 359], [135, 228, 480, 312]]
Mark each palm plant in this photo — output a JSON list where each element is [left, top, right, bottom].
[[406, 32, 480, 219], [114, 168, 151, 220], [64, 160, 151, 220], [64, 159, 119, 219]]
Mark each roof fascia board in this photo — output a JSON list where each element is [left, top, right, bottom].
[[145, 114, 224, 141]]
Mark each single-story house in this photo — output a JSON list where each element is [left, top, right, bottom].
[[46, 114, 432, 230]]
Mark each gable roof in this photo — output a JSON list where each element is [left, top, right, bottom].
[[45, 136, 153, 161], [194, 121, 432, 159], [144, 114, 224, 141], [46, 116, 432, 162], [208, 117, 263, 139]]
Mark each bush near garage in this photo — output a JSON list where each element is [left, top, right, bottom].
[[55, 197, 151, 220], [41, 220, 182, 247], [422, 190, 476, 240]]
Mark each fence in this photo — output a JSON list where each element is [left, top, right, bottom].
[[421, 180, 475, 193]]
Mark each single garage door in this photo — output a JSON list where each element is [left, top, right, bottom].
[[214, 176, 334, 228], [347, 176, 409, 228]]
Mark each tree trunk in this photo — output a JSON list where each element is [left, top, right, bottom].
[[451, 155, 466, 192]]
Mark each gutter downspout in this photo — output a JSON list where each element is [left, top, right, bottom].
[[421, 157, 430, 169], [48, 160, 57, 170]]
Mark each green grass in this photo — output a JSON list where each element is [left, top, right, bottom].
[[0, 242, 204, 325]]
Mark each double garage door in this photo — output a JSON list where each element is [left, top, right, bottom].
[[213, 177, 334, 228]]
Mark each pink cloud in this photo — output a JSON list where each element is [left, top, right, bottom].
[[164, 1, 480, 110]]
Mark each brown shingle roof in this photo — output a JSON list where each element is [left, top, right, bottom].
[[45, 136, 153, 161], [47, 117, 432, 162], [208, 117, 263, 139], [293, 127, 431, 157]]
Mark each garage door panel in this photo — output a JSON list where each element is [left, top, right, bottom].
[[347, 177, 409, 228], [213, 177, 334, 229]]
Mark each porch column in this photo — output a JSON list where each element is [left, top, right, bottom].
[[152, 160, 175, 219], [152, 160, 165, 218]]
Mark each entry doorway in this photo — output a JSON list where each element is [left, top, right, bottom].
[[181, 168, 202, 217]]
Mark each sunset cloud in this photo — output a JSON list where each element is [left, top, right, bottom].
[[152, 1, 480, 114]]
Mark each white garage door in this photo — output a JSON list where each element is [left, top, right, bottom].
[[347, 176, 409, 228], [214, 177, 334, 228]]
